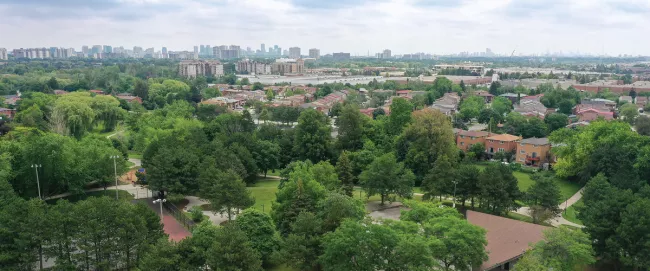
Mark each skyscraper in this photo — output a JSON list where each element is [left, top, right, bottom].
[[82, 46, 89, 56], [289, 47, 301, 59], [309, 48, 320, 59], [261, 43, 265, 54], [162, 47, 168, 58], [194, 46, 199, 54]]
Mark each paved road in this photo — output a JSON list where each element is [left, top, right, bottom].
[[514, 187, 585, 228], [184, 196, 233, 225]]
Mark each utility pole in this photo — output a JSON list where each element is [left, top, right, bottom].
[[31, 164, 42, 200], [452, 180, 459, 208], [153, 199, 167, 219], [110, 155, 120, 200]]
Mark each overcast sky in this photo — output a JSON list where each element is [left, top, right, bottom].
[[1, 0, 649, 56]]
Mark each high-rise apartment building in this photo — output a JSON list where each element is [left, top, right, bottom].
[[261, 44, 265, 54], [103, 45, 113, 54], [91, 45, 102, 55], [179, 60, 224, 78], [162, 47, 168, 58], [12, 48, 51, 59], [289, 47, 301, 59], [309, 48, 320, 59], [82, 46, 89, 56], [194, 46, 199, 54], [271, 58, 305, 74], [383, 49, 391, 58], [133, 46, 143, 58], [236, 60, 272, 75], [333, 52, 351, 61], [0, 48, 7, 60]]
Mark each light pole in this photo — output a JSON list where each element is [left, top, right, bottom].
[[31, 164, 42, 200], [153, 199, 167, 220], [452, 180, 458, 208], [110, 155, 120, 200]]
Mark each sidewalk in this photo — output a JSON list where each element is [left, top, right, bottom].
[[137, 199, 191, 242]]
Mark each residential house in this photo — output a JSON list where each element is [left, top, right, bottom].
[[359, 108, 375, 118], [619, 96, 634, 104], [513, 99, 547, 119], [474, 91, 494, 103], [485, 134, 520, 156], [430, 92, 461, 116], [466, 210, 548, 271], [636, 96, 648, 107], [456, 130, 490, 151], [516, 137, 552, 167], [575, 108, 614, 122], [2, 95, 20, 106], [301, 90, 348, 114], [89, 89, 105, 95], [499, 93, 527, 104], [201, 97, 245, 110], [116, 94, 143, 104], [0, 108, 16, 119], [577, 98, 616, 112]]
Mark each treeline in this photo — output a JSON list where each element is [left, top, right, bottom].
[[0, 181, 164, 270]]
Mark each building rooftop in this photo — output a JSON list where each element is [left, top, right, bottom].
[[458, 130, 490, 137], [520, 137, 549, 145], [466, 210, 549, 271], [487, 134, 520, 142], [499, 93, 527, 98]]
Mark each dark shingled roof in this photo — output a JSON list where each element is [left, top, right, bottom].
[[466, 210, 549, 271], [520, 137, 549, 146]]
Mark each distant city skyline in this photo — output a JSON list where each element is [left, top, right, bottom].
[[1, 0, 650, 56]]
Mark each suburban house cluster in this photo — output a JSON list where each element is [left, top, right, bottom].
[[454, 129, 552, 168]]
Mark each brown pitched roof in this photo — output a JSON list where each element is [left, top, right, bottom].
[[466, 211, 549, 271], [458, 130, 490, 137], [486, 134, 520, 142]]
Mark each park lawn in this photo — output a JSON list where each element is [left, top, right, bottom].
[[474, 164, 581, 201], [248, 178, 281, 213], [265, 169, 282, 177], [128, 152, 143, 160], [46, 190, 134, 204], [562, 198, 584, 225], [126, 160, 136, 168]]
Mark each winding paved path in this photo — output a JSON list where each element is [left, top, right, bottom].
[[514, 187, 585, 228]]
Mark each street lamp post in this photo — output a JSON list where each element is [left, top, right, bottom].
[[153, 199, 167, 220], [452, 180, 459, 208], [110, 155, 120, 200], [31, 164, 42, 200]]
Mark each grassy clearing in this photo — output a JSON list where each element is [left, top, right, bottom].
[[46, 190, 134, 204], [248, 178, 281, 213], [126, 160, 136, 168], [128, 152, 143, 160], [474, 163, 581, 202], [562, 198, 583, 225], [265, 169, 281, 177]]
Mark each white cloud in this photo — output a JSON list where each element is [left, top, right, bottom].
[[0, 0, 649, 55]]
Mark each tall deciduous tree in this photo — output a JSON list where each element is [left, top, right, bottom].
[[526, 173, 562, 224], [317, 192, 365, 232], [293, 109, 333, 163], [545, 112, 569, 132], [386, 97, 413, 136], [396, 108, 458, 182], [620, 103, 639, 125], [491, 96, 512, 116], [254, 140, 280, 178], [635, 115, 650, 136], [235, 209, 281, 266], [525, 227, 595, 271], [206, 223, 262, 271], [456, 164, 481, 207], [360, 152, 414, 205], [478, 163, 521, 215], [336, 104, 367, 151], [423, 216, 488, 271], [199, 168, 253, 221], [422, 155, 456, 201]]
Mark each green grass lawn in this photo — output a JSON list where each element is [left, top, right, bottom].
[[128, 152, 143, 160], [474, 163, 581, 202], [265, 169, 281, 177], [46, 190, 134, 204], [126, 160, 136, 168], [562, 198, 583, 225], [248, 178, 281, 213]]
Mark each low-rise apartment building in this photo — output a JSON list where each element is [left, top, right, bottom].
[[515, 137, 552, 167], [485, 134, 521, 156], [456, 130, 490, 151]]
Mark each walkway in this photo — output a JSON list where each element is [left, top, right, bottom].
[[184, 196, 232, 225], [514, 187, 585, 228], [137, 199, 191, 242]]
